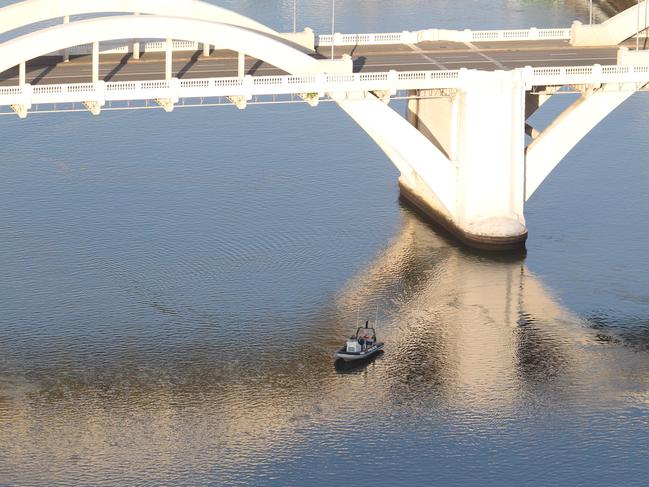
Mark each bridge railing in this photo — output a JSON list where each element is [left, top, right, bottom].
[[468, 28, 571, 42], [1, 65, 648, 111], [528, 64, 649, 85], [316, 27, 571, 46], [51, 39, 203, 57]]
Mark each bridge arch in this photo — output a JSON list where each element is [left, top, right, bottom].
[[571, 0, 649, 45], [0, 15, 323, 76], [0, 14, 451, 243], [0, 0, 278, 37]]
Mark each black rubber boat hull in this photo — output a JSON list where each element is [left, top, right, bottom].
[[335, 343, 384, 362]]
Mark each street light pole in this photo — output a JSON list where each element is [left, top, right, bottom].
[[589, 0, 593, 24], [637, 0, 641, 51], [331, 0, 335, 60], [643, 0, 648, 49], [293, 0, 297, 33]]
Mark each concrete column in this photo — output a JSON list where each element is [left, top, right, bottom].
[[165, 38, 173, 81], [203, 42, 210, 57], [238, 52, 245, 77], [19, 61, 25, 86], [403, 70, 528, 249], [63, 15, 70, 62], [407, 90, 459, 161], [92, 41, 99, 83], [454, 71, 527, 246], [133, 12, 140, 59]]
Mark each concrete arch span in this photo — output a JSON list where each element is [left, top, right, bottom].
[[572, 0, 649, 45], [0, 15, 461, 246], [337, 96, 458, 221], [0, 15, 323, 76], [0, 0, 278, 37], [525, 86, 636, 199]]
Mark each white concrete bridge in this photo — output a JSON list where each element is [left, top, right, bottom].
[[2, 0, 649, 250]]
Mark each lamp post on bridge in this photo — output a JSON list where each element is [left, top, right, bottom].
[[293, 0, 297, 33], [635, 0, 648, 51], [331, 0, 335, 60], [589, 0, 593, 24], [637, 0, 641, 51]]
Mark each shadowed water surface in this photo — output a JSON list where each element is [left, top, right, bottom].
[[1, 1, 649, 486]]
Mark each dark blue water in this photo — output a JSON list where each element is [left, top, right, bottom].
[[2, 1, 649, 485]]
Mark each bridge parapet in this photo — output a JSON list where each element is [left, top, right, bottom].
[[3, 64, 649, 116], [316, 27, 571, 47]]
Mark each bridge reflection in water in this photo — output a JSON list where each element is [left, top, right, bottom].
[[1, 206, 648, 484]]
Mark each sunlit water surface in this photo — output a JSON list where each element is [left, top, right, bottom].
[[2, 1, 649, 485]]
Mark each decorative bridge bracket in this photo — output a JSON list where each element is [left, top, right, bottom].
[[298, 92, 320, 107], [10, 104, 28, 118]]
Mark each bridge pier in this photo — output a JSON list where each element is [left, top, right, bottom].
[[404, 70, 527, 250]]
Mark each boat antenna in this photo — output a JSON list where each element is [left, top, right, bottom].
[[355, 306, 359, 328], [375, 304, 379, 328]]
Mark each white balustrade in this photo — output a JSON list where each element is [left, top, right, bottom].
[[316, 28, 571, 46], [3, 64, 649, 113], [48, 39, 203, 57]]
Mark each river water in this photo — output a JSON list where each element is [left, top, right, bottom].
[[2, 1, 649, 485]]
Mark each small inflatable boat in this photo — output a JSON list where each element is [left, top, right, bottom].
[[335, 322, 384, 362]]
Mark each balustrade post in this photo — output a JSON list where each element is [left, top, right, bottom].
[[238, 52, 245, 78], [388, 69, 398, 95], [592, 63, 603, 87], [203, 42, 210, 57]]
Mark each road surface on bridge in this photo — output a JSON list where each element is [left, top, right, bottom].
[[0, 40, 624, 86]]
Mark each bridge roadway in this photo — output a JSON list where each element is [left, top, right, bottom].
[[0, 40, 624, 86]]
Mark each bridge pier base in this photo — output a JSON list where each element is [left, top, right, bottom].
[[404, 70, 527, 250]]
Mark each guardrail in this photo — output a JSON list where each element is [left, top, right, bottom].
[[316, 27, 571, 46], [469, 28, 571, 42], [2, 64, 648, 113], [52, 39, 203, 56]]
